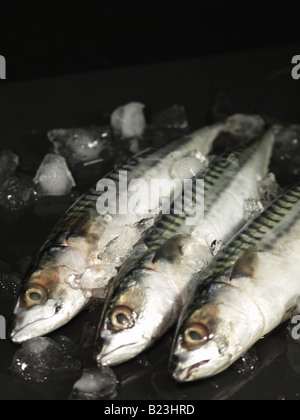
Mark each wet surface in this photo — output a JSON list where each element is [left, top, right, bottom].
[[1, 44, 300, 400]]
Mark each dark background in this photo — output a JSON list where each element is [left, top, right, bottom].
[[1, 1, 300, 81]]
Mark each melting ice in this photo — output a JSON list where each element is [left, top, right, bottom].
[[111, 102, 146, 139], [0, 175, 35, 211], [48, 126, 112, 167], [11, 337, 82, 383], [34, 154, 76, 197], [71, 367, 118, 400]]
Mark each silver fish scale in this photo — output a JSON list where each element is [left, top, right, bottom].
[[177, 184, 300, 330], [36, 129, 214, 258], [143, 136, 268, 252], [111, 135, 274, 303], [195, 183, 300, 290]]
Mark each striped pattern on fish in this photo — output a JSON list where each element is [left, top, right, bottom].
[[171, 183, 300, 382], [11, 115, 264, 344], [95, 128, 275, 367]]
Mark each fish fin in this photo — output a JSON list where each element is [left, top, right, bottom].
[[230, 245, 259, 280], [152, 234, 189, 264]]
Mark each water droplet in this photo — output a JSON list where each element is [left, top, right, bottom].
[[231, 348, 259, 375]]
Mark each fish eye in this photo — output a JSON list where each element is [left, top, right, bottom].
[[109, 305, 136, 331], [55, 305, 62, 314], [24, 284, 48, 307], [183, 323, 210, 349]]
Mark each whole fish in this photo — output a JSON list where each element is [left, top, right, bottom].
[[11, 114, 263, 344], [95, 128, 275, 367], [171, 183, 300, 382]]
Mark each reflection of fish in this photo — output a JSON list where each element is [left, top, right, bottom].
[[171, 183, 300, 382], [11, 115, 263, 344], [95, 129, 275, 367]]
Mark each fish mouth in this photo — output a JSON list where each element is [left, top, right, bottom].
[[11, 289, 88, 344], [10, 307, 60, 344], [10, 299, 77, 344], [96, 342, 139, 367], [172, 360, 211, 382]]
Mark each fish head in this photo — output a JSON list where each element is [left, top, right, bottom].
[[96, 269, 179, 366], [10, 248, 92, 343], [171, 278, 264, 382]]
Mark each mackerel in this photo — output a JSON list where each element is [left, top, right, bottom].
[[10, 115, 263, 343], [95, 128, 275, 367], [171, 183, 300, 382]]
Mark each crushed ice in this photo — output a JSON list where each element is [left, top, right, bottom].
[[244, 172, 280, 222], [259, 172, 280, 207], [243, 198, 264, 222], [170, 149, 209, 179]]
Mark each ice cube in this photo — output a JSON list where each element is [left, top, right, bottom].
[[244, 198, 264, 222], [259, 172, 280, 207], [170, 150, 209, 179], [225, 114, 266, 140], [34, 154, 76, 197], [71, 367, 118, 400], [97, 225, 141, 267], [0, 261, 22, 298], [0, 174, 35, 211], [0, 150, 19, 186], [52, 335, 75, 353], [11, 337, 82, 383], [48, 125, 112, 167], [111, 102, 146, 139]]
